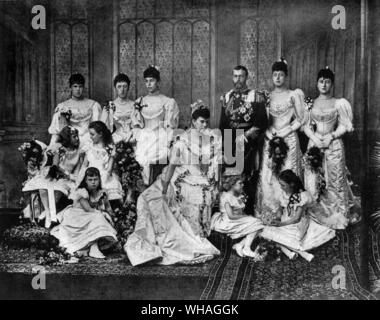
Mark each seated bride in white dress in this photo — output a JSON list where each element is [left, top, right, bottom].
[[124, 101, 221, 266], [131, 66, 179, 185]]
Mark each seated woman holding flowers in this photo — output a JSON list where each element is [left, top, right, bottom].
[[124, 101, 221, 266]]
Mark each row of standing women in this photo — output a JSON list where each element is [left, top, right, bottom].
[[20, 60, 360, 264]]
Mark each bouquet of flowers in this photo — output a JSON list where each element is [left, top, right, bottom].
[[305, 146, 326, 201], [268, 136, 288, 176], [260, 203, 281, 226], [304, 96, 314, 110], [104, 101, 116, 113], [36, 247, 72, 266], [134, 97, 148, 112], [60, 109, 72, 123]]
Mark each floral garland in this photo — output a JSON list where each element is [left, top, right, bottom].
[[112, 140, 145, 246], [268, 136, 289, 176], [113, 202, 138, 247], [113, 140, 144, 196], [305, 146, 326, 201], [173, 169, 215, 238]]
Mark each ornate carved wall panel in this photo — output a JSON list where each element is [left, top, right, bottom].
[[117, 0, 212, 128], [240, 19, 258, 90], [136, 22, 155, 97], [239, 18, 280, 91], [257, 19, 278, 90], [155, 22, 173, 99], [192, 21, 210, 108], [119, 23, 136, 100], [51, 0, 90, 107], [54, 23, 72, 104]]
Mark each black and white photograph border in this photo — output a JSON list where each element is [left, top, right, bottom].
[[0, 0, 379, 301]]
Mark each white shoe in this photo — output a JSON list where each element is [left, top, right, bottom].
[[233, 243, 244, 258], [89, 243, 105, 259], [298, 251, 314, 262], [242, 247, 262, 260]]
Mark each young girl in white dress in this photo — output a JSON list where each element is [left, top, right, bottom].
[[79, 121, 123, 202], [22, 126, 84, 228], [211, 176, 264, 259], [51, 167, 117, 259], [260, 170, 335, 261]]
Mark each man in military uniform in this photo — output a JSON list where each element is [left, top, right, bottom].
[[219, 65, 268, 212]]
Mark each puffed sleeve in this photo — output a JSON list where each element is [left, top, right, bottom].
[[294, 191, 313, 210], [69, 188, 89, 202], [131, 97, 145, 129], [336, 98, 354, 132], [291, 89, 306, 126], [48, 104, 68, 135], [164, 98, 179, 129], [91, 101, 102, 122]]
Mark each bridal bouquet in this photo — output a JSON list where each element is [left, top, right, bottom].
[[268, 136, 288, 176], [305, 146, 326, 201]]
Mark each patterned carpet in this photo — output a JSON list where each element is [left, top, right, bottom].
[[0, 224, 379, 300]]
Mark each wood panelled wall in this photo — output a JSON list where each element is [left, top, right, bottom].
[[0, 2, 50, 208]]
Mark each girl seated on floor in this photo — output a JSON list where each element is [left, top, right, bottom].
[[51, 167, 118, 260], [211, 176, 264, 259], [260, 169, 335, 262]]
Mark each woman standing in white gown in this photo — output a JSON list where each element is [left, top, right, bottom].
[[255, 58, 306, 219], [48, 73, 102, 150], [124, 102, 221, 266], [303, 67, 361, 229], [101, 73, 136, 144], [132, 66, 179, 185]]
